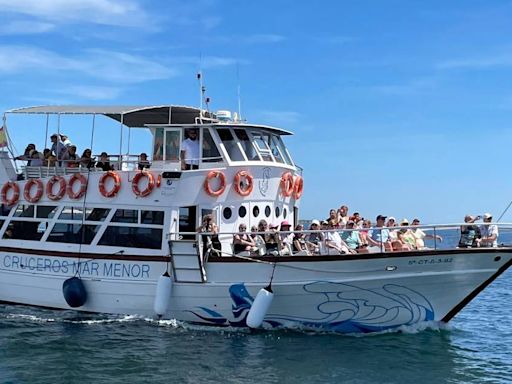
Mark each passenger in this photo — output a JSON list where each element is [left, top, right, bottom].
[[263, 221, 280, 256], [80, 149, 95, 169], [197, 214, 221, 257], [397, 219, 416, 250], [279, 220, 294, 255], [181, 129, 199, 170], [341, 220, 367, 253], [477, 213, 499, 247], [359, 219, 372, 246], [411, 218, 443, 249], [293, 224, 311, 255], [251, 224, 266, 255], [306, 220, 324, 253], [50, 133, 67, 163], [60, 134, 72, 147], [137, 153, 151, 170], [350, 212, 363, 228], [325, 209, 340, 228], [96, 152, 113, 171], [62, 145, 79, 168], [15, 143, 36, 165], [367, 215, 392, 252], [232, 223, 255, 255], [28, 149, 44, 167], [337, 205, 349, 228], [43, 148, 56, 167], [325, 220, 353, 254]]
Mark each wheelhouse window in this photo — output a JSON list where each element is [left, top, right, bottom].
[[47, 223, 99, 244], [202, 129, 222, 163], [251, 131, 274, 161], [141, 210, 164, 225], [153, 128, 164, 161], [112, 209, 138, 223], [217, 128, 245, 161], [235, 129, 260, 161]]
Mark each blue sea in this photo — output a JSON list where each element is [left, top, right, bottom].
[[0, 268, 510, 384]]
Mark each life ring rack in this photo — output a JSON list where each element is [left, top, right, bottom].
[[24, 179, 44, 203], [67, 173, 88, 200], [280, 172, 294, 197], [99, 171, 121, 198], [204, 171, 226, 197], [234, 171, 253, 197], [1, 181, 20, 206], [46, 176, 67, 201], [132, 171, 155, 197]]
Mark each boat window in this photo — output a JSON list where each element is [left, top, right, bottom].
[[112, 209, 138, 223], [153, 128, 164, 161], [141, 210, 164, 225], [217, 128, 245, 161], [238, 206, 247, 218], [98, 227, 163, 249], [235, 129, 260, 161], [86, 208, 110, 221], [14, 204, 35, 218], [179, 206, 196, 240], [251, 132, 273, 161], [202, 129, 222, 163], [223, 207, 232, 220], [164, 129, 180, 161], [36, 206, 59, 219], [253, 206, 259, 217], [275, 206, 281, 218], [283, 208, 288, 219], [47, 223, 99, 244], [0, 204, 12, 216], [269, 135, 285, 164], [58, 207, 110, 221], [274, 135, 294, 165], [265, 206, 271, 217], [6, 220, 45, 240]]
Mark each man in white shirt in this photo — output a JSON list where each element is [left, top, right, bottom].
[[478, 213, 499, 247], [180, 129, 199, 170]]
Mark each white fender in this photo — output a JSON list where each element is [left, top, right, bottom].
[[246, 286, 274, 328], [153, 272, 173, 317]]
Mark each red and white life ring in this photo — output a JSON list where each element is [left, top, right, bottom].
[[293, 175, 304, 200], [99, 171, 121, 198], [67, 173, 88, 199], [234, 170, 253, 197], [132, 172, 155, 197], [280, 172, 294, 197], [204, 171, 226, 197], [23, 179, 44, 203], [46, 176, 66, 201], [1, 181, 20, 206]]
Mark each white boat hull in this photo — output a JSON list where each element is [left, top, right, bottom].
[[1, 249, 510, 333]]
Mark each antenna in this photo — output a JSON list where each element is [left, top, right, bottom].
[[197, 72, 203, 118], [237, 63, 243, 122]]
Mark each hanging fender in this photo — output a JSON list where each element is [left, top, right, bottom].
[[1, 181, 20, 206], [234, 170, 254, 197], [46, 176, 66, 201], [204, 171, 226, 197], [67, 173, 88, 199], [132, 172, 155, 197]]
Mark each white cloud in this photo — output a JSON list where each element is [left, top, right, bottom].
[[0, 0, 151, 27], [0, 45, 177, 83], [436, 54, 512, 70], [0, 20, 55, 35]]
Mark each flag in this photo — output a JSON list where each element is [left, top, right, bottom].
[[0, 125, 7, 148]]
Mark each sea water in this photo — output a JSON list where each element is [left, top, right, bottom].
[[0, 269, 510, 384]]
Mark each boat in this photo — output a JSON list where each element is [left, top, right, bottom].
[[0, 104, 510, 333]]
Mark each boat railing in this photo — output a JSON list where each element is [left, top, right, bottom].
[[175, 223, 512, 258]]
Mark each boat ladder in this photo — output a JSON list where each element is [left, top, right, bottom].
[[168, 240, 207, 283]]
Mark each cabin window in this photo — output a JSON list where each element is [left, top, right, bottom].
[[179, 206, 196, 240], [14, 204, 35, 218], [47, 223, 99, 244], [265, 206, 271, 218], [251, 132, 273, 161], [58, 207, 109, 221], [275, 206, 281, 218], [274, 135, 293, 165], [112, 209, 138, 223], [283, 208, 288, 219], [153, 128, 164, 161], [217, 128, 245, 161], [223, 207, 232, 220], [253, 206, 260, 217], [6, 220, 45, 240], [141, 210, 164, 225], [0, 204, 12, 216], [238, 206, 247, 218], [235, 129, 260, 161], [98, 227, 163, 249], [269, 136, 285, 164], [202, 129, 222, 163], [164, 129, 180, 161], [36, 206, 59, 219]]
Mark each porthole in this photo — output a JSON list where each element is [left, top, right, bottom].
[[283, 208, 288, 219], [239, 206, 247, 218], [253, 205, 260, 217], [275, 206, 281, 218], [223, 207, 232, 220], [265, 206, 271, 217]]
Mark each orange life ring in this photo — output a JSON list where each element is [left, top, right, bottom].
[[204, 171, 226, 197], [67, 173, 88, 199], [293, 175, 304, 200], [132, 172, 155, 197], [234, 170, 253, 197], [24, 179, 43, 203], [156, 174, 162, 188], [46, 176, 66, 201], [280, 172, 294, 197], [99, 171, 121, 198], [1, 181, 20, 206]]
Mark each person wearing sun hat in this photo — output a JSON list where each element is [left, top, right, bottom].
[[458, 214, 481, 248], [477, 213, 499, 247], [279, 220, 294, 255]]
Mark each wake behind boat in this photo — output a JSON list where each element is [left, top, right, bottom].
[[0, 104, 510, 333]]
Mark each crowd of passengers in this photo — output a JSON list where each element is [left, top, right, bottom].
[[199, 205, 499, 257], [14, 134, 151, 177]]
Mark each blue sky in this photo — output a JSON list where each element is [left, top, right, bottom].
[[1, 0, 512, 223]]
